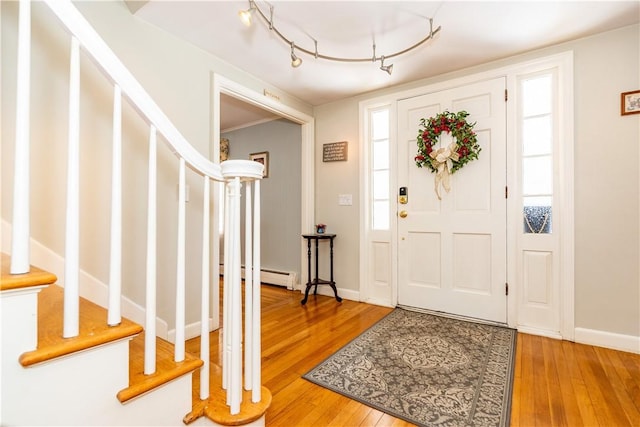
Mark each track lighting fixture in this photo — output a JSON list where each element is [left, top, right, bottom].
[[238, 0, 256, 27], [290, 43, 302, 68], [238, 1, 441, 74], [379, 56, 393, 75]]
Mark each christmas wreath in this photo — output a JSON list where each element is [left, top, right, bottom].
[[414, 110, 480, 198]]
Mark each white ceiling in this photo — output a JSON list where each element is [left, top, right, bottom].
[[130, 1, 639, 128]]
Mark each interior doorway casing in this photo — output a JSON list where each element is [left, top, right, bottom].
[[210, 74, 315, 329]]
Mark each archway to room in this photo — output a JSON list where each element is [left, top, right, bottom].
[[211, 74, 315, 315]]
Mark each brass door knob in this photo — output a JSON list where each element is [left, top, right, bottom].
[[399, 210, 408, 218]]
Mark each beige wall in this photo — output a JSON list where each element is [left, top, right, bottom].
[[314, 24, 639, 338]]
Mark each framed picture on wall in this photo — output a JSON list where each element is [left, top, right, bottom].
[[621, 90, 640, 115], [250, 151, 269, 178]]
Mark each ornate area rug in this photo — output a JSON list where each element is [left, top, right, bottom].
[[303, 308, 516, 426]]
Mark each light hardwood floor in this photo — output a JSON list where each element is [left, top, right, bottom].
[[187, 284, 640, 426]]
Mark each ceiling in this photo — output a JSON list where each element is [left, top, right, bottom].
[[129, 1, 639, 129]]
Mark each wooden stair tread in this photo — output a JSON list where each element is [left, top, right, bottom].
[[19, 284, 143, 367], [1, 253, 57, 291], [117, 332, 203, 403]]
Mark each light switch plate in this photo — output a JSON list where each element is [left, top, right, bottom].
[[338, 194, 353, 206]]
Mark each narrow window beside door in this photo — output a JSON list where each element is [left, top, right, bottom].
[[520, 73, 554, 234], [370, 108, 390, 230]]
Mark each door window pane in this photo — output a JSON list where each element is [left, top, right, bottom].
[[373, 201, 390, 230], [373, 170, 389, 200], [523, 196, 552, 233], [522, 156, 552, 195], [373, 140, 389, 169], [522, 75, 552, 116], [372, 110, 389, 140], [522, 116, 552, 156]]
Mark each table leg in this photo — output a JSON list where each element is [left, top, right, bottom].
[[314, 238, 319, 295], [301, 238, 312, 305], [329, 237, 342, 302]]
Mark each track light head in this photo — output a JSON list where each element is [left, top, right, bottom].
[[238, 1, 256, 26], [380, 56, 393, 75], [291, 42, 302, 68]]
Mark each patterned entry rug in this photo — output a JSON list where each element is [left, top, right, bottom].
[[303, 308, 517, 427]]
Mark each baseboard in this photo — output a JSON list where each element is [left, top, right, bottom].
[[516, 325, 563, 340], [1, 220, 169, 340], [220, 264, 298, 290], [297, 284, 360, 302], [168, 318, 216, 343], [574, 327, 640, 354]]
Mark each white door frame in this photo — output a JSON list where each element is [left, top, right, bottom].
[[359, 52, 574, 336], [210, 73, 315, 325]]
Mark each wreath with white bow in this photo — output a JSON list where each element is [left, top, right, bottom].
[[414, 110, 480, 199]]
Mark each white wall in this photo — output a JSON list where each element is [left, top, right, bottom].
[[314, 24, 639, 338], [222, 119, 302, 278], [1, 1, 312, 329]]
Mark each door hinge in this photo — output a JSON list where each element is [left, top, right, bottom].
[[505, 283, 509, 296], [505, 186, 508, 198], [505, 89, 508, 102]]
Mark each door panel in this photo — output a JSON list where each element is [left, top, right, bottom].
[[397, 77, 507, 323]]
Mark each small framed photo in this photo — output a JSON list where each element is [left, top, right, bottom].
[[249, 151, 269, 178], [621, 90, 640, 115]]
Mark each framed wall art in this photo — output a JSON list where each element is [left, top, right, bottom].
[[250, 151, 269, 178], [621, 90, 640, 115], [220, 138, 229, 161]]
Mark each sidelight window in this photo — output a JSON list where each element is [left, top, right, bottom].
[[519, 72, 555, 234], [370, 108, 390, 230]]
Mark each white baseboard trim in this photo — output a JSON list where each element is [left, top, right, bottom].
[[516, 325, 563, 340], [220, 264, 298, 290], [574, 327, 640, 354], [363, 297, 396, 308], [297, 284, 359, 302], [168, 318, 216, 344]]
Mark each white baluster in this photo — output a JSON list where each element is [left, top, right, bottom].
[[63, 36, 80, 339], [175, 158, 186, 362], [222, 181, 230, 390], [212, 181, 221, 344], [200, 176, 210, 400], [244, 181, 253, 391], [108, 84, 122, 326], [11, 0, 31, 275], [144, 125, 157, 375], [229, 177, 242, 414], [252, 179, 261, 402]]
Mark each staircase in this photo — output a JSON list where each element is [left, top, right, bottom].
[[1, 1, 270, 425]]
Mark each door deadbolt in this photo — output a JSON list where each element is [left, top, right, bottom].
[[399, 187, 408, 204]]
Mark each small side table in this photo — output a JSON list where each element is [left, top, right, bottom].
[[301, 233, 342, 305]]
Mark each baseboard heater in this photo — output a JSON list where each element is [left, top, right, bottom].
[[219, 265, 297, 290]]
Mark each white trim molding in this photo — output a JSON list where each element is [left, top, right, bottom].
[[574, 328, 640, 354]]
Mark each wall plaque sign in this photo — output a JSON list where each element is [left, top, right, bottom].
[[323, 141, 348, 162]]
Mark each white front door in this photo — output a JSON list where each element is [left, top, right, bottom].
[[397, 77, 507, 323]]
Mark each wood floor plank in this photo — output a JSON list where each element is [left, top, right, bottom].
[[541, 338, 567, 426], [593, 346, 640, 426], [548, 337, 583, 426]]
